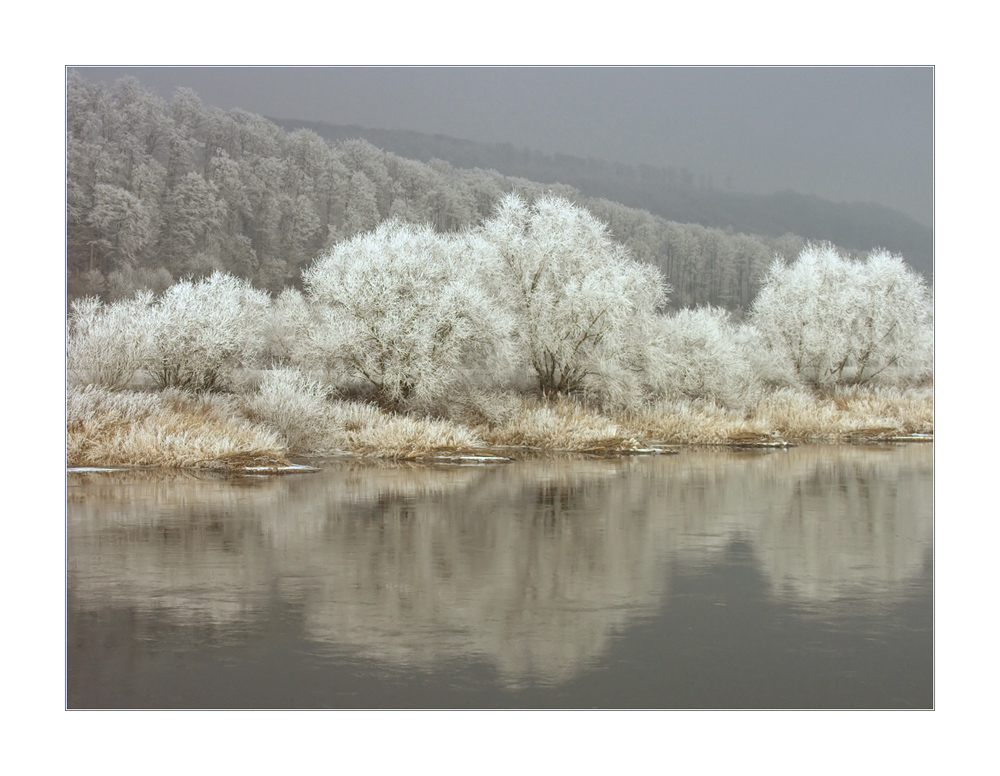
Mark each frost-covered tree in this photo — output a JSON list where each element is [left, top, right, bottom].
[[145, 272, 270, 391], [67, 292, 153, 390], [87, 183, 156, 272], [750, 243, 932, 387], [481, 193, 669, 399], [105, 265, 174, 302], [156, 171, 225, 274], [300, 220, 516, 411], [848, 249, 933, 385], [343, 170, 380, 237], [68, 73, 842, 311], [646, 307, 761, 407], [263, 286, 312, 365]]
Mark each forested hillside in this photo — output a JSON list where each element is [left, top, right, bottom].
[[67, 73, 923, 309], [275, 118, 933, 278]]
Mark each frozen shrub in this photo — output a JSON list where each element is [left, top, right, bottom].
[[146, 271, 271, 392], [859, 252, 933, 386], [67, 292, 153, 390], [262, 287, 312, 366], [481, 193, 669, 401], [645, 307, 762, 408], [300, 220, 517, 411], [242, 368, 340, 452], [733, 322, 800, 389], [750, 244, 932, 387]]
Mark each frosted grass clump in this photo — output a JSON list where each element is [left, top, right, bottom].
[[67, 384, 161, 428], [346, 413, 484, 459], [67, 385, 287, 468], [624, 398, 763, 445], [747, 385, 933, 440], [481, 397, 642, 451]]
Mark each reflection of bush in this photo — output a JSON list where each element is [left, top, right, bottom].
[[749, 446, 933, 602], [68, 445, 932, 684], [289, 461, 672, 685], [641, 445, 932, 601]]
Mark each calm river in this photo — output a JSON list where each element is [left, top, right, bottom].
[[67, 444, 932, 708]]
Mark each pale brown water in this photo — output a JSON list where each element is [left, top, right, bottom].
[[66, 444, 932, 708]]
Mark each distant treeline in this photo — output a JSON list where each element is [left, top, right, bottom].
[[275, 118, 933, 279], [67, 72, 923, 309]]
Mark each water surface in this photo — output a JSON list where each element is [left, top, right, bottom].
[[67, 444, 932, 708]]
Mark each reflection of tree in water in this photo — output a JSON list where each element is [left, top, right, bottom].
[[287, 461, 672, 686], [748, 446, 932, 604], [68, 445, 931, 684], [632, 445, 932, 605]]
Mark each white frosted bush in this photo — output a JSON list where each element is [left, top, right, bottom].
[[734, 322, 800, 389], [242, 368, 339, 452], [300, 220, 517, 411], [858, 250, 933, 385], [146, 271, 271, 391], [481, 193, 669, 401], [645, 307, 762, 408], [263, 287, 312, 366], [750, 244, 932, 387], [67, 292, 153, 390]]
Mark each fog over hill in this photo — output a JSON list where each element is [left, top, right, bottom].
[[66, 72, 932, 314], [273, 117, 932, 278], [77, 67, 932, 227]]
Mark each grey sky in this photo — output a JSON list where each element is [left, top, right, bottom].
[[76, 66, 933, 226]]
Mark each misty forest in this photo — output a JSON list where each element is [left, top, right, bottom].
[[66, 73, 933, 469]]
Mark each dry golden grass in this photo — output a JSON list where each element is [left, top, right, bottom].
[[617, 386, 932, 445], [67, 384, 933, 469], [67, 387, 289, 469], [749, 386, 933, 441], [478, 397, 646, 452], [618, 399, 767, 445], [346, 413, 484, 459]]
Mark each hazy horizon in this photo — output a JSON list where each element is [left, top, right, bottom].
[[72, 66, 932, 227]]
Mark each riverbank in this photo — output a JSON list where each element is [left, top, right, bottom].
[[66, 384, 933, 472]]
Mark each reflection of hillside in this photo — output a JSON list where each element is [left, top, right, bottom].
[[67, 445, 932, 684]]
